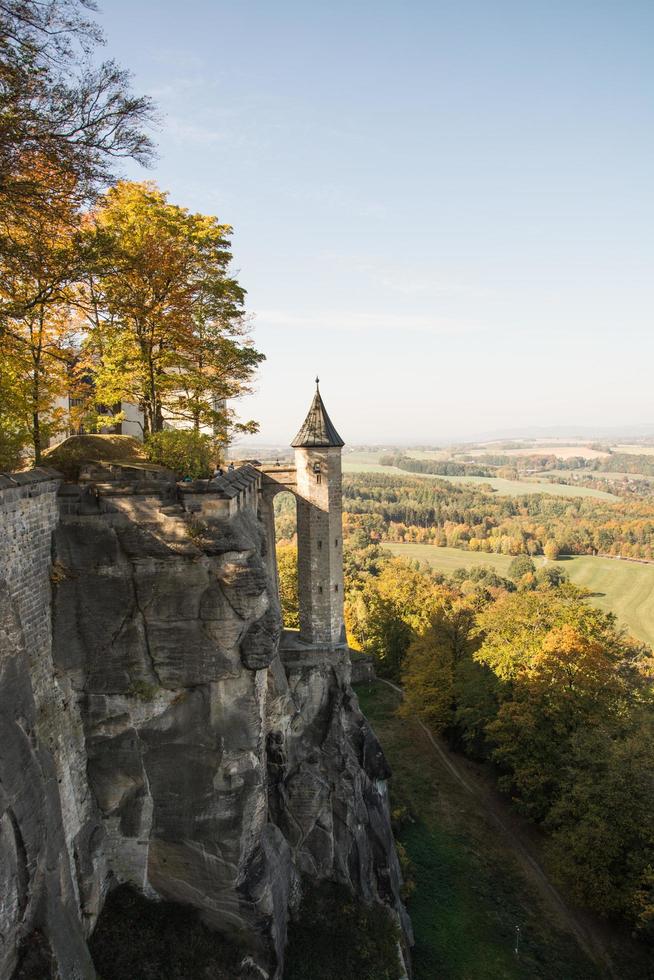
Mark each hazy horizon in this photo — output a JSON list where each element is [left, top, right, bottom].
[[231, 422, 654, 456], [100, 1, 654, 445]]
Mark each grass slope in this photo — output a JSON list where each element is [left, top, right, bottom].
[[385, 543, 654, 648], [356, 683, 601, 980]]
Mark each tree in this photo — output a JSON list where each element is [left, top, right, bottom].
[[508, 555, 536, 580], [276, 543, 299, 630], [543, 539, 560, 560], [352, 560, 445, 680], [81, 182, 263, 441], [0, 0, 154, 228], [400, 594, 478, 733], [546, 721, 654, 924], [0, 347, 30, 468], [0, 158, 89, 461]]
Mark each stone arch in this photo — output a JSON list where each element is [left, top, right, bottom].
[[265, 487, 300, 630], [258, 471, 301, 621]]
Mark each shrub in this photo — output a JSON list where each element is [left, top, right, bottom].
[[543, 539, 560, 560], [0, 426, 27, 472], [285, 880, 402, 980], [508, 555, 536, 580], [144, 430, 216, 479]]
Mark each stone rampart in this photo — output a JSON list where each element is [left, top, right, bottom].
[[178, 463, 262, 518], [0, 468, 61, 681], [0, 467, 97, 979]]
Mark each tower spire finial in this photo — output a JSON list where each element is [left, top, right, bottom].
[[315, 375, 320, 388]]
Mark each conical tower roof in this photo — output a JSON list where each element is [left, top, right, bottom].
[[291, 379, 344, 448]]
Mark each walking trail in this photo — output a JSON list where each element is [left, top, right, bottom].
[[377, 678, 618, 979]]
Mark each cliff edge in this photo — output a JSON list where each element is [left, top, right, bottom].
[[0, 466, 411, 979]]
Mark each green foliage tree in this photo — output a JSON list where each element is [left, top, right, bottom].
[[508, 555, 536, 580], [546, 721, 654, 929], [400, 594, 478, 732], [351, 559, 444, 680], [144, 430, 215, 479]]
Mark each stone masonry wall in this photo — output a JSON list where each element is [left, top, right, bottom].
[[0, 470, 60, 681], [0, 469, 97, 979]]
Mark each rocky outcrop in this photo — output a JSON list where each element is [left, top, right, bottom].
[[0, 472, 410, 978]]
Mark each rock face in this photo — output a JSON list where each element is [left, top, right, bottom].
[[0, 472, 410, 978]]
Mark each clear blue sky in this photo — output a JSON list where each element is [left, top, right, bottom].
[[99, 0, 654, 446]]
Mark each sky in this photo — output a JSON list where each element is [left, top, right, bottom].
[[98, 0, 654, 446]]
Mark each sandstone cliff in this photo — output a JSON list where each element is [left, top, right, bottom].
[[0, 468, 410, 979]]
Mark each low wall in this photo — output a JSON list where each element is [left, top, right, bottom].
[[179, 464, 262, 518]]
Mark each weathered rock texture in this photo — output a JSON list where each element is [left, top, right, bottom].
[[0, 467, 410, 979]]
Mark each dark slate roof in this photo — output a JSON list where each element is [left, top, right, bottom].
[[291, 386, 344, 448]]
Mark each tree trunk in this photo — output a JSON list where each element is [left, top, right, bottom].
[[32, 371, 41, 464]]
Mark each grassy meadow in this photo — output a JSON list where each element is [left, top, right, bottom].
[[355, 683, 604, 980], [385, 543, 654, 648], [342, 454, 617, 500]]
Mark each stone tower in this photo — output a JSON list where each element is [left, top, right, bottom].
[[292, 379, 345, 647]]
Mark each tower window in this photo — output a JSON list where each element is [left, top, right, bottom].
[[313, 461, 322, 484], [318, 586, 323, 594], [334, 584, 338, 592], [335, 538, 338, 547], [318, 540, 322, 549]]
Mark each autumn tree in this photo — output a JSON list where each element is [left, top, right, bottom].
[[399, 593, 479, 732], [0, 0, 154, 464], [0, 0, 154, 232], [543, 539, 560, 560], [80, 182, 263, 442], [350, 559, 444, 680], [276, 543, 300, 630], [0, 159, 91, 461]]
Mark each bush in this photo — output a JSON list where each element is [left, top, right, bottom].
[[508, 555, 536, 580], [543, 539, 560, 560], [285, 880, 403, 980], [0, 426, 27, 472], [145, 430, 216, 479]]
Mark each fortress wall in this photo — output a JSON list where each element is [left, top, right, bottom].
[[0, 468, 97, 979], [0, 469, 61, 685]]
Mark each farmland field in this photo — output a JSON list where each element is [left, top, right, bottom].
[[461, 445, 609, 460], [342, 457, 617, 500], [385, 543, 654, 648]]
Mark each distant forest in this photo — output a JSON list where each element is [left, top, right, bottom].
[[342, 472, 654, 560]]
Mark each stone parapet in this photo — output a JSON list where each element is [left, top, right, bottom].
[[179, 463, 262, 518]]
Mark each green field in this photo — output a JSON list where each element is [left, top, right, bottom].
[[385, 543, 654, 648], [342, 457, 617, 500], [355, 683, 603, 979]]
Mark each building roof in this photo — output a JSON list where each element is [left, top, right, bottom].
[[291, 381, 344, 448]]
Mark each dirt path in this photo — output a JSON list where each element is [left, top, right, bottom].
[[377, 678, 618, 979]]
